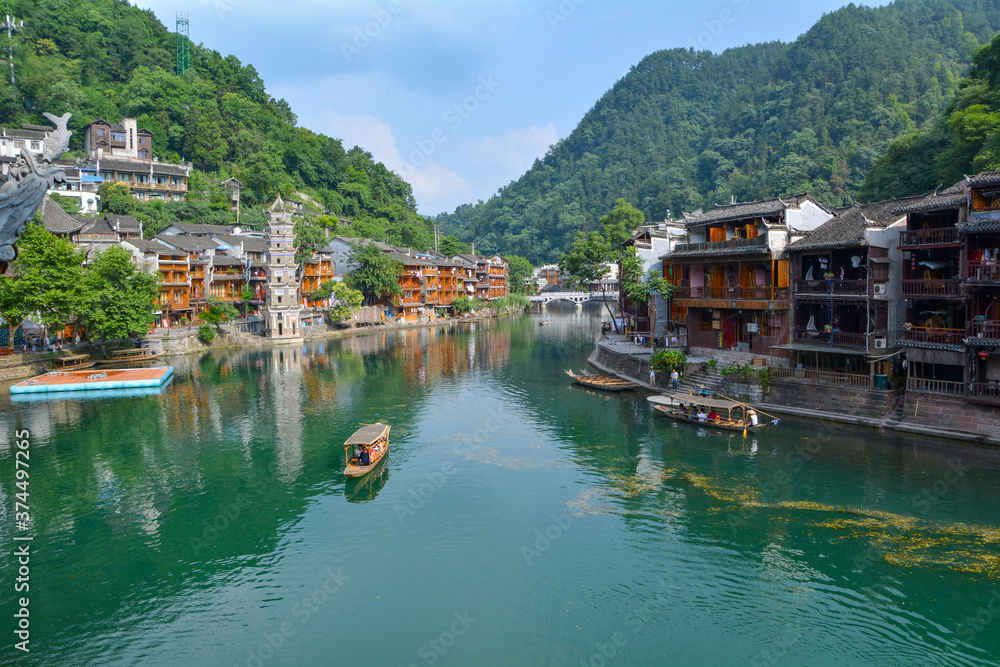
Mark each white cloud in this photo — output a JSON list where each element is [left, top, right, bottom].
[[464, 123, 558, 174], [321, 111, 469, 214]]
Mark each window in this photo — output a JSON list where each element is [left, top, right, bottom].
[[30, 141, 40, 151], [97, 128, 106, 137], [139, 150, 149, 159], [762, 313, 783, 338], [699, 310, 716, 332], [112, 132, 125, 142]]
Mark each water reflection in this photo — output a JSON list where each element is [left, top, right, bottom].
[[344, 461, 389, 503]]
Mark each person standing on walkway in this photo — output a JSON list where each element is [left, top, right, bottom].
[[670, 368, 679, 390], [649, 367, 656, 387]]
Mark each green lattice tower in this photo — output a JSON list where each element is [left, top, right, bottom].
[[176, 12, 190, 77]]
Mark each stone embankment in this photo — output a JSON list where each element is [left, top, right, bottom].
[[590, 339, 1000, 447]]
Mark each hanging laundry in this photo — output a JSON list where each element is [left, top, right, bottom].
[[851, 256, 861, 268]]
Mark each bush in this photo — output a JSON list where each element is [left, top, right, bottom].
[[705, 358, 718, 372], [198, 324, 216, 345], [720, 363, 769, 388], [180, 316, 190, 326], [652, 349, 687, 373]]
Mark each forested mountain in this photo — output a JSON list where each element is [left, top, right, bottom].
[[438, 0, 1000, 263], [6, 0, 434, 248], [861, 22, 1000, 197]]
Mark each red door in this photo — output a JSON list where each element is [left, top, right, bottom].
[[723, 316, 737, 348]]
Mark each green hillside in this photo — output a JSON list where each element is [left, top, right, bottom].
[[438, 0, 1000, 263], [7, 0, 433, 247]]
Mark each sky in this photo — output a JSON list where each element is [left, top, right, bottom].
[[135, 0, 892, 216]]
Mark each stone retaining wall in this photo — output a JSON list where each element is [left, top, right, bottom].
[[766, 379, 895, 418], [900, 393, 1000, 439], [0, 358, 48, 382], [690, 347, 784, 368]]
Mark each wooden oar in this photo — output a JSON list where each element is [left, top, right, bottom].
[[716, 393, 782, 423]]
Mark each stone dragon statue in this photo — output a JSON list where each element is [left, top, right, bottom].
[[0, 111, 72, 262]]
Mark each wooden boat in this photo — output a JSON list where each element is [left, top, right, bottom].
[[647, 393, 773, 432], [539, 321, 551, 326], [48, 353, 95, 372], [343, 423, 391, 478], [93, 348, 164, 366], [565, 369, 639, 392]]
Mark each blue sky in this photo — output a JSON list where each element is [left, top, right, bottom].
[[136, 0, 891, 215]]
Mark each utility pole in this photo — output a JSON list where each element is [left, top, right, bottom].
[[176, 12, 190, 78], [434, 223, 440, 253], [1, 14, 22, 86]]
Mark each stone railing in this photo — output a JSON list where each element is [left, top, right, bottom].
[[769, 367, 872, 389]]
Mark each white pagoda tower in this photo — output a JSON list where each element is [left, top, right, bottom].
[[262, 196, 303, 343]]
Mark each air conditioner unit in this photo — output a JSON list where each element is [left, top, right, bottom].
[[746, 323, 759, 333], [874, 337, 888, 349], [873, 284, 887, 295]]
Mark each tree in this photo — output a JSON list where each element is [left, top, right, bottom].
[[505, 255, 533, 295], [626, 269, 676, 304], [438, 235, 470, 256], [559, 231, 619, 330], [344, 242, 402, 304], [98, 181, 138, 215], [0, 225, 86, 349], [79, 246, 160, 340], [326, 281, 364, 321], [201, 298, 240, 330]]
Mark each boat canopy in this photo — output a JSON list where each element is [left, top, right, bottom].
[[344, 423, 390, 446], [647, 393, 745, 411], [59, 354, 90, 362]]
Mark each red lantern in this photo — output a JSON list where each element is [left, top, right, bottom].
[[978, 351, 991, 359]]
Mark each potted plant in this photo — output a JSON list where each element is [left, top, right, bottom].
[[823, 324, 833, 333], [823, 272, 835, 280]]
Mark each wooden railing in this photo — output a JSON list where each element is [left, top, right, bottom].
[[794, 279, 867, 296], [966, 262, 1000, 281], [968, 382, 1000, 405], [674, 235, 768, 254], [792, 329, 870, 349], [902, 280, 962, 298], [674, 286, 789, 301], [899, 228, 959, 246], [907, 377, 965, 396], [969, 320, 1000, 340], [769, 367, 872, 389], [904, 326, 966, 346]]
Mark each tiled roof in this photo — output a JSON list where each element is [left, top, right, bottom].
[[106, 214, 141, 233], [80, 217, 115, 236], [966, 171, 1000, 186], [790, 197, 919, 251], [38, 196, 86, 234], [668, 245, 773, 259], [963, 219, 1000, 233], [96, 157, 189, 176], [685, 194, 819, 228], [164, 223, 236, 236], [892, 181, 969, 214], [212, 255, 245, 267], [124, 239, 175, 254], [212, 234, 267, 253], [154, 235, 222, 252]]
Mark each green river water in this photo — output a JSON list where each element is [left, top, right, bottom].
[[2, 303, 1000, 666]]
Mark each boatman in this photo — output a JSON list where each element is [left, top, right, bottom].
[[748, 409, 759, 427]]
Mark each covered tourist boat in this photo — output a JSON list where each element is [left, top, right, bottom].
[[343, 423, 391, 478], [647, 393, 773, 432], [565, 369, 639, 392]]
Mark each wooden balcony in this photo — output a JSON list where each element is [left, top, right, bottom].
[[966, 262, 1000, 282], [968, 382, 1000, 406], [969, 320, 1000, 342], [899, 228, 960, 247], [674, 235, 768, 255], [792, 328, 870, 349], [673, 285, 789, 309], [769, 367, 873, 389], [794, 279, 867, 296], [903, 326, 966, 346], [902, 280, 962, 298]]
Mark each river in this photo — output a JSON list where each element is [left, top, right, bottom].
[[1, 303, 999, 666]]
